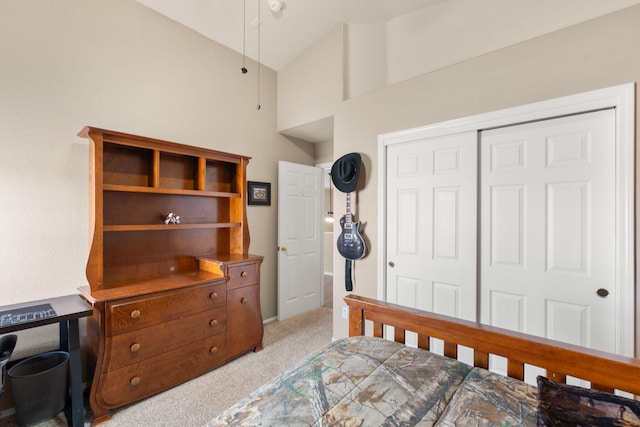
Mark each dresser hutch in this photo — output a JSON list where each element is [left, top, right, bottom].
[[77, 127, 263, 424]]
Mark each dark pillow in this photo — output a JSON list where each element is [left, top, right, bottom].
[[537, 376, 640, 426]]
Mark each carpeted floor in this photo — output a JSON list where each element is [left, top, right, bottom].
[[0, 306, 333, 427]]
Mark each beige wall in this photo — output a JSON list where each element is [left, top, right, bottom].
[[281, 0, 640, 106], [386, 0, 640, 86], [277, 25, 344, 132], [314, 139, 334, 165], [331, 5, 640, 340], [344, 23, 387, 99], [0, 0, 314, 358]]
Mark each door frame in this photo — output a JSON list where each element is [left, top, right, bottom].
[[317, 161, 334, 280], [377, 83, 635, 356]]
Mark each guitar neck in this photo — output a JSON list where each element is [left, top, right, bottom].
[[345, 192, 353, 223]]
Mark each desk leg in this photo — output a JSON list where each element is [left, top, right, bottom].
[[61, 319, 84, 427]]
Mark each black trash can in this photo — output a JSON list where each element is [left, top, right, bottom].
[[8, 351, 69, 426]]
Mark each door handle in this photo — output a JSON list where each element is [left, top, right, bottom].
[[278, 245, 287, 252], [388, 261, 395, 268], [596, 288, 609, 298]]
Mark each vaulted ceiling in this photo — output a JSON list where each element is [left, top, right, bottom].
[[136, 0, 445, 71]]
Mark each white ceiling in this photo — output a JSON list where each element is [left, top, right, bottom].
[[136, 0, 445, 71]]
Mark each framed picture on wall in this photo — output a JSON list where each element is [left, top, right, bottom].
[[247, 181, 271, 206]]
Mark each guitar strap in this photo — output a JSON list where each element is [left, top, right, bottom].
[[345, 259, 354, 292]]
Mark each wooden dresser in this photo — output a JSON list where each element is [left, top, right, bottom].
[[77, 127, 263, 424]]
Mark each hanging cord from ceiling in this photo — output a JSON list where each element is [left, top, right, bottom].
[[241, 0, 248, 74], [256, 0, 261, 110], [325, 172, 334, 223]]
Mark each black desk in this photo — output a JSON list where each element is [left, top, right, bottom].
[[0, 295, 93, 427]]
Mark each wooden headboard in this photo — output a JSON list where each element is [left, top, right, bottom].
[[345, 294, 640, 396]]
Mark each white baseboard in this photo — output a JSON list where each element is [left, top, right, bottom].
[[263, 316, 278, 324]]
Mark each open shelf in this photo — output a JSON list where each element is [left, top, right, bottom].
[[159, 152, 198, 190], [104, 184, 240, 198], [103, 142, 153, 187], [206, 159, 237, 193], [104, 223, 241, 232], [81, 126, 252, 292], [103, 191, 231, 227]]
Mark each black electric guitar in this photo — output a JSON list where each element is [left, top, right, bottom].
[[337, 192, 366, 260], [337, 192, 366, 291]]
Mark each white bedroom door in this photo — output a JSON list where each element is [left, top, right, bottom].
[[385, 131, 478, 321], [479, 109, 617, 351], [277, 161, 323, 320]]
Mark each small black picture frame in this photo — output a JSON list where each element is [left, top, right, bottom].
[[247, 181, 271, 206]]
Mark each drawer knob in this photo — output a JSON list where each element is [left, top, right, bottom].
[[209, 346, 218, 354], [209, 319, 218, 326], [241, 297, 248, 304], [130, 343, 141, 353], [130, 376, 141, 386], [130, 310, 141, 319], [240, 271, 248, 278], [209, 292, 218, 299]]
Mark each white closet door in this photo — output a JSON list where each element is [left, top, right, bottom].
[[480, 109, 616, 352], [386, 131, 477, 322]]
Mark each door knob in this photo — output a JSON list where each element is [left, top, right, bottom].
[[596, 288, 609, 298], [278, 245, 287, 252], [388, 261, 395, 267]]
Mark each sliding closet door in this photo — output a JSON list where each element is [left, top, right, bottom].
[[479, 109, 616, 352], [385, 131, 477, 324]]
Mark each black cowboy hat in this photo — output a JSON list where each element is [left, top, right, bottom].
[[331, 153, 361, 193]]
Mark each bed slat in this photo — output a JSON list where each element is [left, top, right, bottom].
[[444, 342, 457, 359], [474, 351, 489, 370], [507, 360, 525, 381], [418, 334, 430, 351], [373, 321, 383, 338], [548, 371, 566, 383], [592, 384, 614, 393]]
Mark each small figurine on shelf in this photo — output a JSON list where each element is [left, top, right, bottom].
[[164, 212, 181, 225]]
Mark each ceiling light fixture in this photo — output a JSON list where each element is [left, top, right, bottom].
[[267, 0, 283, 12]]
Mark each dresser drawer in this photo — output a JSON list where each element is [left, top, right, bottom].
[[105, 282, 226, 336], [97, 334, 227, 409], [226, 261, 259, 290], [103, 307, 226, 371], [227, 284, 263, 360]]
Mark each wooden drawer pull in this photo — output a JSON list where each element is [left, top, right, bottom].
[[240, 271, 248, 278], [130, 309, 141, 319], [209, 292, 218, 299], [209, 346, 218, 354], [209, 319, 218, 326], [241, 297, 248, 304], [130, 376, 141, 386], [130, 343, 141, 353]]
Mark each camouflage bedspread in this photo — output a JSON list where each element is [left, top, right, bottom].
[[207, 336, 538, 427]]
